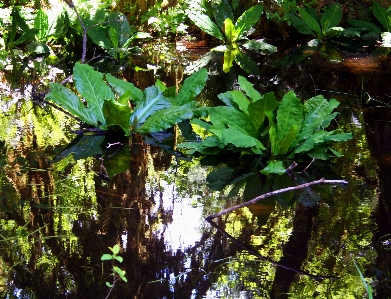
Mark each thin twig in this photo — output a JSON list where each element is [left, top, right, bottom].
[[206, 178, 348, 220]]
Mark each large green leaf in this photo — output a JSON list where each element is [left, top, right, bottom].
[[348, 19, 382, 34], [103, 98, 131, 135], [218, 90, 251, 114], [106, 73, 143, 102], [261, 160, 286, 175], [107, 12, 131, 47], [130, 86, 171, 127], [47, 6, 69, 38], [212, 0, 234, 31], [321, 3, 343, 34], [224, 18, 238, 43], [247, 92, 279, 131], [277, 125, 299, 155], [187, 11, 224, 41], [175, 68, 208, 105], [293, 95, 332, 147], [293, 130, 352, 156], [287, 12, 315, 36], [372, 1, 391, 32], [54, 135, 104, 161], [73, 63, 115, 125], [223, 45, 239, 73], [46, 83, 97, 125], [208, 106, 258, 137], [34, 8, 48, 42], [275, 91, 303, 141], [235, 50, 260, 75], [138, 102, 197, 133], [84, 9, 112, 49], [242, 39, 277, 53], [234, 5, 263, 40], [238, 76, 262, 102], [222, 127, 266, 150], [298, 8, 321, 36]]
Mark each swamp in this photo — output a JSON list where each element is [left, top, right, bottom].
[[1, 0, 391, 298]]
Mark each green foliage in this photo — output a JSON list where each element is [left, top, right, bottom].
[[140, 0, 188, 36], [287, 3, 344, 40], [46, 63, 208, 136], [84, 10, 151, 59], [187, 3, 275, 73], [353, 260, 373, 299], [101, 244, 127, 297], [2, 5, 70, 55], [178, 76, 352, 175], [188, 4, 263, 43]]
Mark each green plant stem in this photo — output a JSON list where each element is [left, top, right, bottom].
[[104, 276, 121, 299]]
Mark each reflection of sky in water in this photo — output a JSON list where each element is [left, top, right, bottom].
[[153, 180, 204, 251]]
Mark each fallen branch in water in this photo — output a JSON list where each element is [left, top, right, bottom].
[[205, 178, 348, 281], [206, 178, 348, 220]]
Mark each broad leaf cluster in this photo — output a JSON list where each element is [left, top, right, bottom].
[[46, 63, 208, 136], [287, 3, 344, 40], [179, 76, 352, 174]]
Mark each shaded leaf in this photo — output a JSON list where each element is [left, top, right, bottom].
[[187, 11, 224, 40], [287, 12, 315, 36], [212, 0, 234, 30], [321, 3, 343, 33], [298, 8, 321, 35]]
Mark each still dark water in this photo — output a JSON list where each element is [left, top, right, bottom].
[[0, 40, 390, 298]]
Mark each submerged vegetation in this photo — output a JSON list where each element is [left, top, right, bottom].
[[0, 0, 389, 298]]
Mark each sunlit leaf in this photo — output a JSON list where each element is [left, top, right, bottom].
[[175, 68, 208, 105], [223, 45, 239, 73], [101, 254, 113, 261], [234, 5, 263, 40], [224, 18, 238, 43], [103, 99, 131, 135], [106, 73, 143, 102], [138, 102, 197, 133], [372, 1, 391, 32], [260, 160, 286, 175], [34, 8, 48, 42], [222, 127, 266, 150], [73, 63, 115, 125], [46, 83, 97, 125], [238, 76, 262, 102], [111, 244, 120, 255], [130, 86, 171, 127], [275, 91, 303, 141]]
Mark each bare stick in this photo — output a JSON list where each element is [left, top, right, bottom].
[[206, 218, 339, 281], [206, 178, 348, 220]]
